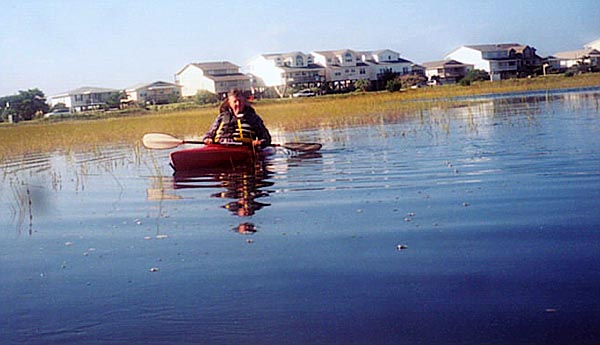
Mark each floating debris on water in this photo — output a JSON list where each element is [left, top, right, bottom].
[[64, 241, 74, 246]]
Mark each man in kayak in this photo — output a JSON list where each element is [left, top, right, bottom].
[[203, 89, 271, 149]]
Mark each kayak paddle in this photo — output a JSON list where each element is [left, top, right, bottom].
[[142, 133, 322, 152]]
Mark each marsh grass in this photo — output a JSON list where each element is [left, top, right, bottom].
[[1, 73, 598, 161]]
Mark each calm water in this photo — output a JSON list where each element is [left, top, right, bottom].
[[1, 89, 599, 345]]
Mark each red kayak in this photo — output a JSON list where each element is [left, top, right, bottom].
[[170, 144, 271, 171]]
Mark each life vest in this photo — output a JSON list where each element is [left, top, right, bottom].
[[214, 112, 257, 144]]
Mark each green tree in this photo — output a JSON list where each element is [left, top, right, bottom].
[[1, 89, 49, 121], [105, 91, 126, 109], [354, 79, 371, 92], [194, 90, 219, 105], [377, 69, 399, 91], [459, 69, 490, 86], [386, 78, 402, 92], [399, 74, 427, 89]]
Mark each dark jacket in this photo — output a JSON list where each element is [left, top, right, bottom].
[[203, 106, 271, 148]]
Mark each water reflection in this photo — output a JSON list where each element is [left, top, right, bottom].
[[1, 89, 599, 345]]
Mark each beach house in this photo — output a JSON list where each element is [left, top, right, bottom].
[[124, 81, 181, 105], [175, 61, 251, 97], [445, 43, 542, 80], [48, 86, 119, 112], [421, 59, 474, 84]]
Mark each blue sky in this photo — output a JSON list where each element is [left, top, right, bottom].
[[1, 0, 598, 97]]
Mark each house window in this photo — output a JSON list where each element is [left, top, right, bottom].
[[359, 68, 366, 74], [344, 53, 353, 63], [403, 67, 409, 74], [296, 55, 304, 66]]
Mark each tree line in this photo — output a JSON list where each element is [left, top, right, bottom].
[[0, 90, 127, 123], [0, 89, 49, 122]]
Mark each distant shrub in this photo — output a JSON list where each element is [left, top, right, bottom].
[[459, 69, 490, 86], [386, 79, 402, 92], [194, 90, 220, 105]]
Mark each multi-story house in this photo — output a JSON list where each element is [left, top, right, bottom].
[[175, 61, 251, 97], [48, 86, 119, 112], [311, 48, 415, 89], [247, 48, 416, 96], [445, 43, 542, 80], [550, 48, 600, 71], [359, 49, 414, 80], [422, 59, 474, 84], [246, 52, 325, 96], [311, 49, 369, 85], [124, 81, 181, 105]]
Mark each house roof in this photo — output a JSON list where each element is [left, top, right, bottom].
[[50, 86, 119, 98], [190, 61, 239, 70], [369, 58, 412, 65], [125, 81, 180, 91], [421, 59, 472, 69], [312, 49, 358, 58], [553, 48, 600, 60], [465, 43, 524, 52], [176, 61, 240, 75], [279, 63, 325, 72], [202, 73, 250, 82], [584, 38, 600, 50]]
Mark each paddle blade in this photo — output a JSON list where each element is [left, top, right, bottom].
[[280, 142, 322, 152], [142, 133, 184, 149]]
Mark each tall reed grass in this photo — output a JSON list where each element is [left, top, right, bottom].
[[1, 73, 598, 161]]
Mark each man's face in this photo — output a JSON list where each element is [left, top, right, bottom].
[[228, 95, 245, 115]]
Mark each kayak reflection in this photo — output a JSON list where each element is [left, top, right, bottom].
[[173, 163, 274, 218]]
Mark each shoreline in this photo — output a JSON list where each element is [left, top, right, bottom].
[[1, 74, 599, 161]]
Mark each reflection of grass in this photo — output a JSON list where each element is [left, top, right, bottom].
[[1, 73, 598, 160]]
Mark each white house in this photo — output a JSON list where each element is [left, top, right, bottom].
[[124, 81, 181, 105], [550, 48, 600, 70], [247, 48, 417, 95], [175, 61, 251, 97], [247, 52, 325, 87], [422, 59, 474, 84], [311, 48, 415, 83], [311, 49, 369, 83], [359, 49, 415, 80], [585, 38, 600, 50], [48, 86, 119, 112], [445, 43, 541, 80]]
